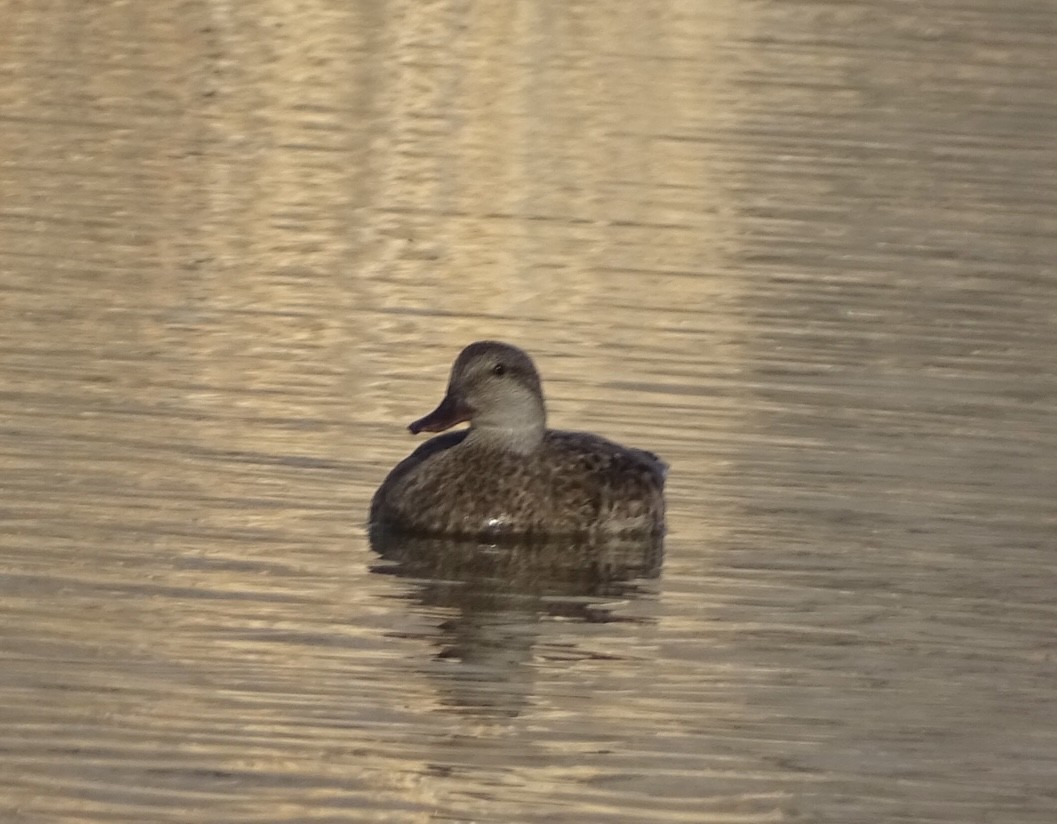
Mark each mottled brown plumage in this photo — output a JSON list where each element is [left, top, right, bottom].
[[370, 341, 667, 539]]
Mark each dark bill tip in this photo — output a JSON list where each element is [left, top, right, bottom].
[[408, 393, 472, 435]]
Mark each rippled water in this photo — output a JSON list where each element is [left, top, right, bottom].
[[1, 1, 1055, 822]]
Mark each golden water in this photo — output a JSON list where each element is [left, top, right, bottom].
[[1, 1, 1055, 821]]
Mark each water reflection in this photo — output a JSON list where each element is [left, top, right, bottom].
[[370, 527, 662, 717], [2, 0, 1054, 820]]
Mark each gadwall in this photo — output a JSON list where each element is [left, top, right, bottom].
[[370, 341, 667, 539]]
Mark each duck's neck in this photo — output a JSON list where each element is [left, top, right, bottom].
[[466, 421, 546, 455]]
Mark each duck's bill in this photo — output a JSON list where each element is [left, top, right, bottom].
[[408, 393, 472, 434]]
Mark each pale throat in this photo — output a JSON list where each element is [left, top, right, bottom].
[[467, 403, 547, 454], [467, 423, 545, 454]]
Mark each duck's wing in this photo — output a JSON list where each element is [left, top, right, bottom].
[[629, 447, 668, 481]]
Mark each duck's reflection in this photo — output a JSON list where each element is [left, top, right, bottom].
[[370, 526, 663, 717]]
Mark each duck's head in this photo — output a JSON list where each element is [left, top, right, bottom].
[[409, 341, 547, 445]]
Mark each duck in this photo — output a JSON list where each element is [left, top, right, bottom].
[[370, 341, 666, 539]]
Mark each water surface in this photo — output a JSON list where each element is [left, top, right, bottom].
[[1, 1, 1055, 822]]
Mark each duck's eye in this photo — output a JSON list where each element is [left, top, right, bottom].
[[492, 363, 506, 376]]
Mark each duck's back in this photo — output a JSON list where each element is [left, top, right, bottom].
[[371, 429, 666, 538]]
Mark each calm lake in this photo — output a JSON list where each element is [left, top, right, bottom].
[[1, 1, 1055, 822]]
